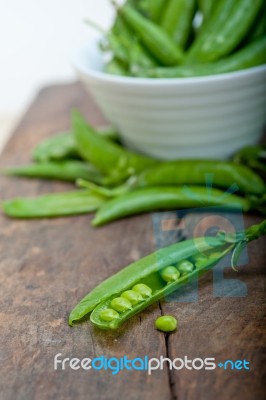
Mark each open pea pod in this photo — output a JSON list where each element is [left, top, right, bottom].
[[69, 236, 226, 325], [69, 220, 266, 329], [90, 249, 229, 330]]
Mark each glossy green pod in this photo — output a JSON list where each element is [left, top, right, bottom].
[[72, 111, 158, 185], [130, 159, 266, 195], [69, 235, 229, 326], [117, 3, 184, 66], [2, 190, 106, 219], [2, 160, 103, 183], [92, 186, 250, 227], [136, 37, 266, 77]]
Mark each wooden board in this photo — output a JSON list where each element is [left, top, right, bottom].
[[0, 82, 265, 400]]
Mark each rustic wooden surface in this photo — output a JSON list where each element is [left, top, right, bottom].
[[0, 82, 265, 400]]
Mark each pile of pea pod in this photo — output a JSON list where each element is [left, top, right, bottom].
[[1, 111, 266, 331], [93, 0, 266, 78], [1, 111, 266, 222]]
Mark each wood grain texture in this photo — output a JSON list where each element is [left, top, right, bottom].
[[0, 82, 265, 400]]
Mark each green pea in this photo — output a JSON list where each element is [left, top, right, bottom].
[[110, 297, 132, 313], [121, 290, 143, 305], [132, 283, 152, 298], [161, 266, 180, 282], [176, 260, 194, 274], [99, 309, 120, 322], [193, 254, 210, 269], [155, 315, 178, 332]]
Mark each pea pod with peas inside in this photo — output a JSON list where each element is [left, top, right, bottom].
[[69, 220, 266, 329]]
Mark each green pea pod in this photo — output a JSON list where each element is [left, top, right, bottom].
[[72, 111, 158, 185], [69, 235, 228, 325], [137, 36, 266, 77], [233, 145, 266, 175], [149, 0, 166, 22], [117, 3, 184, 66], [92, 186, 251, 227], [187, 0, 264, 63], [69, 220, 266, 328], [128, 38, 158, 71], [247, 2, 266, 43], [197, 0, 215, 24], [105, 58, 129, 76], [32, 129, 119, 162], [160, 0, 196, 49], [128, 160, 266, 195], [32, 132, 78, 161], [103, 32, 129, 65], [1, 161, 103, 183], [2, 190, 106, 219]]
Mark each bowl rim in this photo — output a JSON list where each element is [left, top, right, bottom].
[[73, 41, 266, 87]]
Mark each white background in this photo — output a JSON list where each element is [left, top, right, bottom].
[[0, 0, 116, 152]]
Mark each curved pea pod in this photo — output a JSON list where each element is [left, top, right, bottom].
[[117, 3, 184, 66], [69, 235, 229, 326], [92, 186, 251, 227], [2, 190, 106, 219], [72, 111, 158, 184], [1, 160, 104, 183], [160, 0, 197, 49], [187, 0, 264, 63], [90, 245, 234, 329], [138, 36, 266, 77], [129, 159, 266, 195]]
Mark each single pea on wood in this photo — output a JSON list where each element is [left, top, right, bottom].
[[155, 316, 178, 332]]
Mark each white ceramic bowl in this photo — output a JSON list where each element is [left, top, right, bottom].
[[73, 38, 266, 160]]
